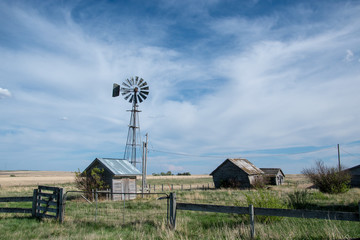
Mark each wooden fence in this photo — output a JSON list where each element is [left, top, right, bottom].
[[168, 193, 360, 238], [0, 186, 64, 223]]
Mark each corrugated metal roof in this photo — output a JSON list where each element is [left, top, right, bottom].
[[229, 158, 264, 175], [97, 158, 141, 176]]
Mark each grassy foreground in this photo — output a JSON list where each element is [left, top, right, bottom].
[[0, 175, 359, 240]]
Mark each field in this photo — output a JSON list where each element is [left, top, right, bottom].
[[0, 171, 359, 239]]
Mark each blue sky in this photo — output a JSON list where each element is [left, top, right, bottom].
[[1, 0, 360, 174]]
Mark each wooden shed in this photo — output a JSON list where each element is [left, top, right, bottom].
[[210, 158, 264, 188], [84, 158, 141, 200], [344, 164, 360, 187], [260, 168, 285, 185]]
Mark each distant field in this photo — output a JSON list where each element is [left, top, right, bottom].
[[0, 171, 75, 187], [0, 170, 308, 188]]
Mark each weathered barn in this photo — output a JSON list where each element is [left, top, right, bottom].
[[260, 168, 285, 185], [210, 158, 264, 188], [344, 164, 360, 187], [84, 158, 141, 200]]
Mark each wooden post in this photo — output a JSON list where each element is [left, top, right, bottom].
[[208, 183, 209, 189], [249, 204, 255, 239], [181, 184, 183, 190], [154, 184, 156, 192], [190, 184, 191, 190], [95, 189, 98, 222], [169, 192, 176, 229], [171, 184, 173, 190], [162, 184, 164, 192], [31, 189, 38, 217], [58, 188, 64, 223]]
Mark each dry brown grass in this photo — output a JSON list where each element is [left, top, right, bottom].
[[0, 171, 75, 187]]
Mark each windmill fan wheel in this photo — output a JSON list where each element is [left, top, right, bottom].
[[121, 76, 149, 103]]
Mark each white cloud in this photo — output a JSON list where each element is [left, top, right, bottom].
[[0, 88, 11, 98], [345, 49, 354, 62]]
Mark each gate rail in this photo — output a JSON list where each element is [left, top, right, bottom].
[[0, 186, 63, 222]]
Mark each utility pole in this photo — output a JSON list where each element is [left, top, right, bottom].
[[141, 133, 149, 197], [337, 144, 341, 171]]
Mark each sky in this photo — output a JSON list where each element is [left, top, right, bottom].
[[1, 0, 360, 174]]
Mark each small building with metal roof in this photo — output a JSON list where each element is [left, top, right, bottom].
[[210, 158, 264, 188], [84, 158, 141, 200], [260, 168, 285, 185]]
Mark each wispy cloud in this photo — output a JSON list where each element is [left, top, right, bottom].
[[1, 0, 360, 173]]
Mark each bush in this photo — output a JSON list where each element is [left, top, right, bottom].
[[302, 160, 350, 194], [74, 167, 108, 200], [251, 176, 269, 189], [287, 189, 312, 209], [244, 191, 287, 223]]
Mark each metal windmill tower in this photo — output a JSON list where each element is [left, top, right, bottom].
[[112, 76, 149, 168]]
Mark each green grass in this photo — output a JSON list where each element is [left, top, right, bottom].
[[1, 178, 360, 239]]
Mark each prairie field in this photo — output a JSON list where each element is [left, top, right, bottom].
[[0, 172, 359, 239]]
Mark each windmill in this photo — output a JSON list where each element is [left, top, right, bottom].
[[112, 76, 149, 168]]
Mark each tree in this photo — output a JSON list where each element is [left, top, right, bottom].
[[75, 167, 108, 200]]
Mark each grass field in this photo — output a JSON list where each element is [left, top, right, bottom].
[[0, 172, 359, 239]]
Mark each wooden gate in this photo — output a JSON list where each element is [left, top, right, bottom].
[[33, 186, 64, 222]]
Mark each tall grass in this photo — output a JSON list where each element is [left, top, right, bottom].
[[1, 177, 360, 239]]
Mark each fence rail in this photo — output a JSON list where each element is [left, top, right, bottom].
[[0, 190, 36, 215], [171, 193, 360, 238], [0, 186, 63, 222]]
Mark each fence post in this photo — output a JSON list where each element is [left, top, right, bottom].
[[190, 184, 191, 190], [171, 184, 173, 190], [249, 204, 255, 239], [162, 184, 164, 192], [169, 192, 176, 229], [31, 189, 38, 217], [181, 184, 183, 190], [95, 189, 98, 222], [58, 188, 64, 223]]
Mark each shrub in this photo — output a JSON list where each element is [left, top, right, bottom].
[[251, 176, 269, 189], [244, 191, 287, 223], [74, 167, 108, 200], [302, 160, 350, 194], [287, 189, 312, 209]]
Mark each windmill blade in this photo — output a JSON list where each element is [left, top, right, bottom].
[[126, 78, 132, 86], [122, 82, 130, 88], [129, 95, 134, 103], [139, 81, 147, 87], [140, 86, 149, 91], [121, 87, 131, 94], [140, 90, 149, 96], [138, 78, 144, 86], [139, 92, 147, 100], [135, 76, 139, 85], [124, 93, 132, 100], [137, 95, 143, 103], [112, 83, 120, 97], [130, 77, 134, 85]]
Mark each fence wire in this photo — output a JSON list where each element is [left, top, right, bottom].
[[63, 191, 169, 227]]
